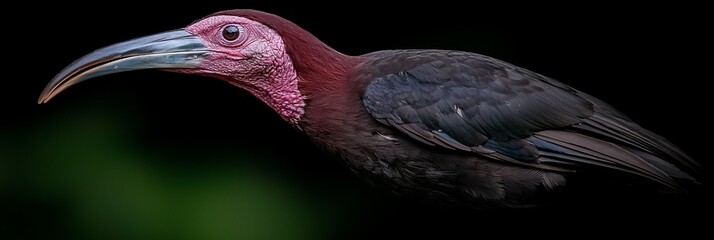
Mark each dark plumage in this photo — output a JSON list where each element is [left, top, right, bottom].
[[40, 9, 703, 208], [300, 49, 701, 207]]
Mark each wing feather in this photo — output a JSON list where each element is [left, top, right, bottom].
[[360, 50, 700, 191]]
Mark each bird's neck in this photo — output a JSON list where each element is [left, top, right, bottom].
[[275, 26, 362, 125], [292, 47, 362, 132], [282, 37, 358, 93]]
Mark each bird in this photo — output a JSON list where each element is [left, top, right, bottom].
[[39, 9, 703, 208]]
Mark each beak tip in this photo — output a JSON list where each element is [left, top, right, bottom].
[[37, 89, 53, 104], [37, 90, 49, 104]]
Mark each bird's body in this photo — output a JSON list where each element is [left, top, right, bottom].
[[298, 49, 700, 207], [40, 10, 703, 207]]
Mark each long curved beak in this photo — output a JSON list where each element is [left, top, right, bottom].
[[38, 29, 208, 104]]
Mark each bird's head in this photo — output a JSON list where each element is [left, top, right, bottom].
[[39, 10, 348, 124]]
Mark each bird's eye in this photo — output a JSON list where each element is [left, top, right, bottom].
[[222, 25, 240, 41]]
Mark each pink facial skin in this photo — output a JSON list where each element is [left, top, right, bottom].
[[182, 15, 305, 124]]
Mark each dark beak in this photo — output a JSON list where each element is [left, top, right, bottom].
[[38, 29, 208, 104]]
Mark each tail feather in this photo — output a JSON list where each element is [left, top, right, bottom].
[[532, 130, 684, 192], [577, 93, 703, 178], [534, 92, 707, 191]]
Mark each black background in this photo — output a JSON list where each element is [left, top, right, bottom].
[[3, 1, 712, 239]]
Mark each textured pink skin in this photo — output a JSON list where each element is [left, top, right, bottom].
[[183, 15, 305, 124]]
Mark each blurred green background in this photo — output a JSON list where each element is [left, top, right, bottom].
[[2, 2, 711, 240], [3, 95, 379, 240]]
